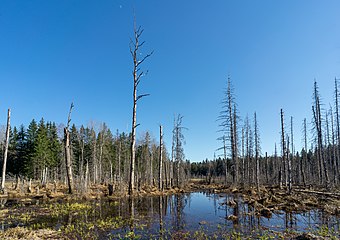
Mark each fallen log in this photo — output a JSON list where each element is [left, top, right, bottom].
[[294, 189, 340, 198]]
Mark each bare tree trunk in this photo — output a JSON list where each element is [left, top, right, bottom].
[[287, 117, 294, 194], [287, 136, 292, 194], [241, 127, 245, 186], [223, 136, 228, 184], [313, 80, 330, 188], [128, 22, 153, 195], [118, 141, 121, 183], [245, 117, 251, 185], [164, 152, 168, 189], [254, 112, 260, 192], [64, 103, 74, 194], [227, 79, 236, 184], [330, 107, 338, 185], [301, 118, 307, 187], [334, 78, 340, 183], [92, 129, 97, 185], [233, 104, 239, 184], [99, 129, 104, 183], [0, 109, 10, 193], [159, 125, 163, 191], [85, 160, 89, 191], [280, 109, 286, 189]]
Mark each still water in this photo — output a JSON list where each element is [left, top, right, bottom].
[[109, 192, 340, 238], [1, 191, 340, 238]]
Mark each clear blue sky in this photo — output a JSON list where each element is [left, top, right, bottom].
[[1, 1, 340, 161]]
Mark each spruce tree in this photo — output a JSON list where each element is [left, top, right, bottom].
[[25, 119, 38, 178]]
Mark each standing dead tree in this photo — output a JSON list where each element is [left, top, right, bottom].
[[312, 80, 330, 189], [159, 125, 163, 191], [64, 103, 74, 194], [288, 116, 293, 194], [0, 109, 10, 193], [128, 21, 153, 195], [217, 76, 238, 185], [334, 78, 340, 184], [172, 114, 187, 188], [254, 112, 260, 191], [301, 118, 307, 187], [280, 109, 286, 189]]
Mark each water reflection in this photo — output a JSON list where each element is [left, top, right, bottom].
[[1, 192, 340, 238], [112, 192, 340, 238]]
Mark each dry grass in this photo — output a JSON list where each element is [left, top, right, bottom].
[[0, 227, 63, 240]]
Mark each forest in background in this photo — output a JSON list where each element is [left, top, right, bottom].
[[193, 78, 340, 192], [0, 23, 339, 195], [0, 114, 192, 193], [1, 78, 340, 195]]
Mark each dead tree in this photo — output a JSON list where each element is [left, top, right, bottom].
[[64, 103, 74, 194], [172, 114, 187, 188], [280, 109, 286, 189], [312, 80, 330, 189], [217, 76, 238, 185], [159, 125, 163, 191], [0, 109, 10, 193], [287, 135, 292, 194], [330, 106, 338, 185], [244, 115, 251, 185], [128, 22, 153, 195], [334, 78, 340, 183], [254, 112, 260, 191], [301, 118, 307, 186], [289, 116, 294, 193], [241, 127, 245, 186]]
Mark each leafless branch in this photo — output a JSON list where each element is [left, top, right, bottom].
[[66, 102, 74, 129]]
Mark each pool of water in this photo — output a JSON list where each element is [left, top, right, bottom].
[[110, 192, 340, 238], [1, 191, 340, 238]]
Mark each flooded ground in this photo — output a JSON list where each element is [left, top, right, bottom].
[[1, 191, 340, 239]]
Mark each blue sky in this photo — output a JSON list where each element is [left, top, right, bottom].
[[0, 1, 340, 161]]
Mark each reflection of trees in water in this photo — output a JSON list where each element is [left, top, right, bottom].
[[8, 193, 339, 237], [169, 194, 189, 231]]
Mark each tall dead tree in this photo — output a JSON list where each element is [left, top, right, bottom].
[[244, 115, 252, 185], [312, 80, 330, 189], [289, 116, 294, 193], [280, 109, 286, 189], [159, 125, 163, 191], [64, 103, 74, 194], [301, 118, 307, 186], [254, 112, 260, 191], [0, 109, 10, 193], [329, 106, 338, 185], [128, 22, 153, 195], [233, 104, 239, 183], [334, 78, 340, 183], [217, 76, 238, 185], [172, 114, 186, 188]]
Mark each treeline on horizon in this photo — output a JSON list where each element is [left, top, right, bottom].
[[0, 117, 192, 192], [2, 78, 339, 193], [192, 78, 340, 192]]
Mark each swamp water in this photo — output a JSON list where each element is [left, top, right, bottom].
[[1, 191, 340, 239]]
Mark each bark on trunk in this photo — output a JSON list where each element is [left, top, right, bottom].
[[64, 128, 73, 194], [0, 109, 10, 192], [64, 103, 74, 194]]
